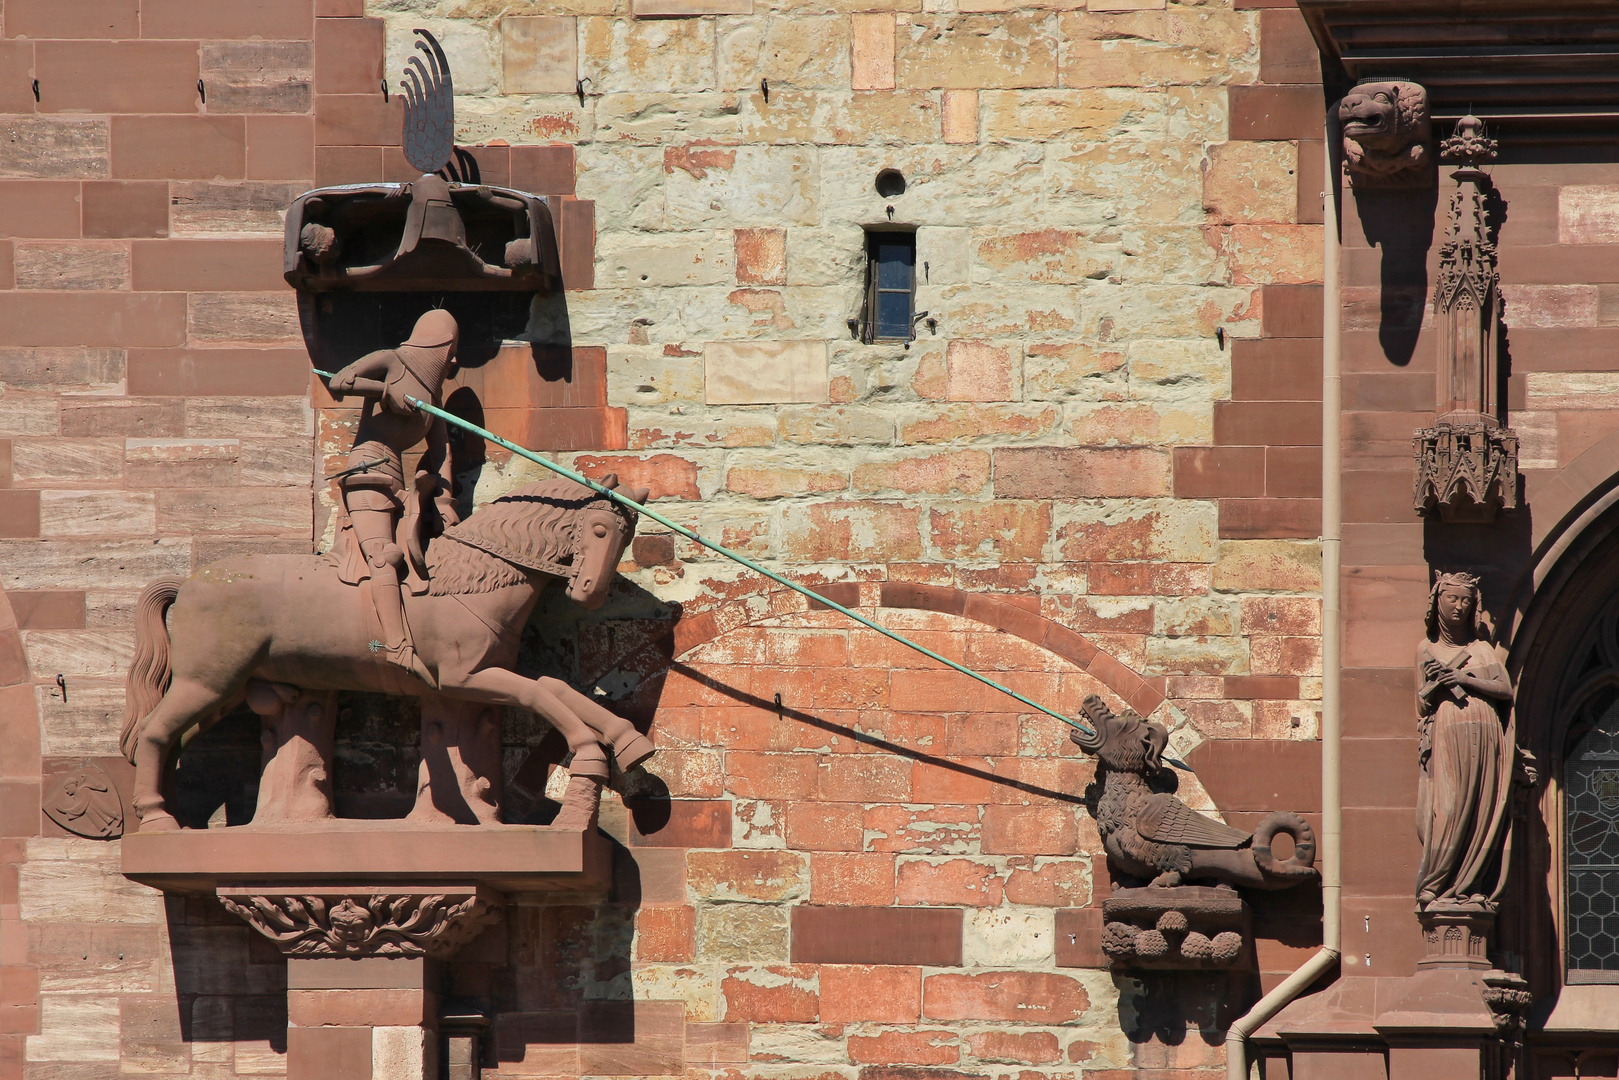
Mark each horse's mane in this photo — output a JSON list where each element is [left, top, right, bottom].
[[424, 477, 623, 596]]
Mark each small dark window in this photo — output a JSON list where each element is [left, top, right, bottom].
[[863, 229, 915, 343]]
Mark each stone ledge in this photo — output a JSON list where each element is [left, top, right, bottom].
[[121, 822, 613, 893]]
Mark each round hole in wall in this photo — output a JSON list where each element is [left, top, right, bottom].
[[874, 169, 906, 198]]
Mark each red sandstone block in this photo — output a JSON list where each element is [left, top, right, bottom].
[[112, 117, 246, 181], [1258, 9, 1319, 84], [1231, 337, 1322, 400], [981, 805, 1078, 855], [1260, 284, 1324, 338], [810, 852, 896, 905], [821, 755, 911, 802], [994, 446, 1171, 498], [316, 18, 384, 95], [574, 453, 699, 500], [36, 42, 199, 114], [0, 293, 184, 347], [1003, 857, 1090, 906], [821, 965, 922, 1024], [736, 227, 787, 286], [317, 0, 364, 13], [791, 906, 963, 966], [287, 1026, 371, 1080], [849, 1029, 960, 1065], [922, 971, 1090, 1024], [634, 905, 695, 962], [1053, 908, 1109, 968], [0, 782, 39, 839], [0, 42, 33, 116], [1218, 498, 1321, 539], [0, 183, 81, 239], [513, 146, 575, 196], [1265, 445, 1322, 497], [8, 592, 84, 630], [316, 93, 404, 146], [1230, 85, 1324, 141], [968, 1031, 1061, 1065], [623, 799, 731, 847], [561, 198, 595, 291], [1214, 400, 1322, 446], [686, 1023, 748, 1067], [1171, 446, 1264, 498], [724, 751, 820, 800], [82, 182, 167, 239], [141, 0, 314, 39], [246, 116, 315, 183], [910, 758, 997, 805], [721, 965, 819, 1023], [315, 145, 382, 186], [896, 858, 1004, 907], [131, 240, 285, 292], [0, 633, 29, 687], [785, 802, 863, 852], [127, 348, 309, 397], [5, 0, 139, 38]]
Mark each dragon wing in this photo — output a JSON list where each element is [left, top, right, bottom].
[[1136, 793, 1251, 849], [402, 29, 455, 175]]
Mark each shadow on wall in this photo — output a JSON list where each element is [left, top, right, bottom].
[[1353, 183, 1439, 366]]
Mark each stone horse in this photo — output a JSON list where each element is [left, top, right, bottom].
[[120, 476, 655, 832]]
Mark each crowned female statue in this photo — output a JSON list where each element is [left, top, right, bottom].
[[1415, 572, 1517, 911]]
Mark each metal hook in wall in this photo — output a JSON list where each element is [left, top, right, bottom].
[[576, 76, 592, 106], [381, 78, 389, 102], [197, 79, 205, 104], [761, 78, 769, 103], [56, 674, 66, 702], [30, 79, 38, 102]]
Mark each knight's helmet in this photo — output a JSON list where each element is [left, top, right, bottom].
[[396, 309, 460, 392]]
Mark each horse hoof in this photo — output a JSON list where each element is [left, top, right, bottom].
[[566, 750, 610, 781], [612, 732, 656, 772], [139, 811, 181, 832]]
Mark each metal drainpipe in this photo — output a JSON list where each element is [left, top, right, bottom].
[[1224, 129, 1345, 1080]]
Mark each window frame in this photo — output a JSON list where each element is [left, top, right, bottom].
[[861, 227, 917, 344]]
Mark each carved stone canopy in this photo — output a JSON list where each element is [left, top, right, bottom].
[[1413, 420, 1518, 522], [217, 885, 502, 959]]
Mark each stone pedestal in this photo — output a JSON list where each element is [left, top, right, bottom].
[[1100, 886, 1252, 970], [287, 957, 442, 1080], [1417, 906, 1494, 970]]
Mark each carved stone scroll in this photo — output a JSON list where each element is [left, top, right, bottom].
[[217, 885, 502, 959], [1339, 81, 1432, 188]]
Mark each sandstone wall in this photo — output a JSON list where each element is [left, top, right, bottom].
[[0, 0, 1328, 1075]]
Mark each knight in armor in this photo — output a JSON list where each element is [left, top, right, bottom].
[[324, 309, 460, 685]]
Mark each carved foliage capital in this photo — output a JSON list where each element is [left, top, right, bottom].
[[217, 885, 502, 959]]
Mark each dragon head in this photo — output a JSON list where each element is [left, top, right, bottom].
[[1072, 694, 1168, 776]]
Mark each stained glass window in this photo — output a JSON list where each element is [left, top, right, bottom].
[[1567, 699, 1619, 981]]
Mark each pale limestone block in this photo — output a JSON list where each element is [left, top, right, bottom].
[[1091, 0, 1164, 8], [20, 856, 164, 923], [10, 438, 122, 484], [24, 629, 134, 679], [1117, 225, 1227, 286], [718, 16, 852, 90], [574, 149, 664, 235], [0, 118, 109, 180], [929, 281, 1082, 338], [185, 397, 312, 439], [741, 89, 939, 146], [38, 681, 125, 757], [1559, 185, 1619, 243], [819, 143, 1043, 229], [592, 92, 743, 148], [1513, 409, 1558, 470], [0, 539, 190, 591], [15, 242, 130, 291], [1044, 137, 1205, 226], [749, 1026, 848, 1064], [941, 89, 977, 142], [33, 924, 167, 994], [84, 590, 143, 628], [597, 231, 735, 288], [896, 13, 1059, 90], [238, 438, 312, 487], [851, 13, 896, 90], [665, 145, 819, 228], [778, 404, 894, 445], [706, 341, 828, 404], [786, 227, 866, 287], [38, 490, 156, 538], [384, 17, 498, 96], [1126, 337, 1231, 401], [607, 345, 705, 406], [501, 16, 577, 95], [634, 0, 751, 13], [1056, 498, 1218, 562], [972, 228, 1114, 285], [156, 487, 311, 536], [1023, 342, 1127, 401], [1212, 539, 1321, 594], [26, 995, 120, 1061], [1154, 596, 1239, 637], [916, 226, 970, 286], [963, 906, 1056, 966], [169, 181, 305, 237], [581, 18, 716, 94], [451, 91, 592, 146], [1146, 634, 1250, 676], [1075, 284, 1250, 346], [1167, 83, 1229, 142], [1202, 140, 1297, 225], [1067, 401, 1212, 446], [0, 390, 61, 435], [980, 87, 1160, 142], [373, 1026, 427, 1080], [696, 903, 790, 962], [188, 292, 301, 345], [631, 963, 720, 1022]]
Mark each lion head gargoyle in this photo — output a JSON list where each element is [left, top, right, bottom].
[[1073, 695, 1317, 890], [1339, 81, 1432, 187]]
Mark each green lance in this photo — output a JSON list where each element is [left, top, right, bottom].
[[314, 368, 1099, 740]]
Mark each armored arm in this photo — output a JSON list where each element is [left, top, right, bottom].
[[327, 349, 395, 399]]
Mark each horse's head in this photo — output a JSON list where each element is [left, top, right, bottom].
[[567, 474, 647, 609]]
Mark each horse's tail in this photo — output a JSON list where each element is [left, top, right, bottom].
[[120, 578, 183, 763]]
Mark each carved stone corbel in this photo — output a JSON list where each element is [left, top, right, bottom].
[[1339, 80, 1433, 188], [216, 885, 502, 959]]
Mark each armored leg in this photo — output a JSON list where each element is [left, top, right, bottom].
[[345, 488, 435, 686]]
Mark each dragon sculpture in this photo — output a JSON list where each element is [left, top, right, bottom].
[[1074, 695, 1317, 890]]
